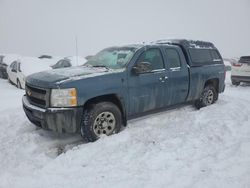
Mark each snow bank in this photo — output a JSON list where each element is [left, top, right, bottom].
[[0, 72, 250, 188]]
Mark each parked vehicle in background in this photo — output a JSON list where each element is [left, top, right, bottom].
[[0, 55, 7, 78], [51, 56, 87, 69], [0, 54, 21, 79], [51, 58, 71, 69], [23, 39, 225, 142], [38, 55, 52, 59], [7, 57, 51, 89], [231, 56, 250, 85]]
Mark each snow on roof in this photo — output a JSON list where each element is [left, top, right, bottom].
[[2, 54, 21, 65]]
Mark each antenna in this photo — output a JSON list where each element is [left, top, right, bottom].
[[75, 35, 79, 66]]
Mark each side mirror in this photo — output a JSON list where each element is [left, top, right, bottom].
[[132, 62, 152, 74]]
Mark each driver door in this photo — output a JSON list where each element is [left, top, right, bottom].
[[128, 48, 168, 115]]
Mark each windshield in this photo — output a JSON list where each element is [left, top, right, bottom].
[[85, 47, 137, 69]]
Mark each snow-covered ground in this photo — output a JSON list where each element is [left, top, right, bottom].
[[0, 72, 250, 188]]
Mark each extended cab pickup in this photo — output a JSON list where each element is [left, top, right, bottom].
[[23, 39, 225, 142]]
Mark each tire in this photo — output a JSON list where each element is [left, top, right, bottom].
[[231, 80, 240, 86], [80, 102, 122, 142], [17, 79, 22, 89], [195, 85, 218, 109]]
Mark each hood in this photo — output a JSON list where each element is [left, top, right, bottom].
[[26, 66, 110, 88]]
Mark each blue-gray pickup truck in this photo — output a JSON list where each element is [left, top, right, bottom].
[[22, 39, 225, 142]]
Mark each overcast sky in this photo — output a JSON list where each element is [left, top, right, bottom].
[[0, 0, 249, 58]]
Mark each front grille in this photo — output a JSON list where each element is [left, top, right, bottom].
[[26, 84, 48, 108]]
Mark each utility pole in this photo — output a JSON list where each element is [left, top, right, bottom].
[[75, 35, 79, 66]]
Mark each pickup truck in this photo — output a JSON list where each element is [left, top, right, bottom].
[[22, 39, 225, 142]]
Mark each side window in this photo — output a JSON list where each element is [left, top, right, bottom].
[[165, 49, 181, 68], [62, 60, 71, 67], [53, 60, 62, 69], [10, 61, 17, 70], [58, 61, 64, 67], [13, 62, 17, 71], [137, 48, 164, 70], [210, 50, 221, 61], [10, 62, 15, 69]]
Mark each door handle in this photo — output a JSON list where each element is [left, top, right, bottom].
[[159, 77, 164, 82], [159, 76, 168, 82]]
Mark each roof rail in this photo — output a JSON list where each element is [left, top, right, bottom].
[[155, 39, 215, 49]]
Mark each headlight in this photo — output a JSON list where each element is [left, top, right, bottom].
[[50, 88, 77, 107]]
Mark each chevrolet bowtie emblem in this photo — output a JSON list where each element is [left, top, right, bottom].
[[27, 90, 32, 96]]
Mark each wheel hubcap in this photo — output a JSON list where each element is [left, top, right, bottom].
[[204, 89, 214, 105], [93, 111, 116, 136]]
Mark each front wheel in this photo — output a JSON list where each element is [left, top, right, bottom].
[[195, 85, 217, 109], [80, 102, 122, 142]]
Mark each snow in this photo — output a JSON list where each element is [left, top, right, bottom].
[[153, 39, 213, 49], [18, 57, 52, 76], [224, 59, 232, 66], [0, 72, 250, 188], [2, 54, 21, 65], [55, 67, 124, 85]]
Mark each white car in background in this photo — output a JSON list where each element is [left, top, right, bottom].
[[0, 54, 21, 79], [231, 56, 250, 85], [7, 57, 51, 89]]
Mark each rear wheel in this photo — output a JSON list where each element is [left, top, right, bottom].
[[195, 85, 217, 109], [80, 102, 122, 142]]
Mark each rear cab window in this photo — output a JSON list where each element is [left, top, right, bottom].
[[210, 50, 222, 62], [189, 48, 223, 66]]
